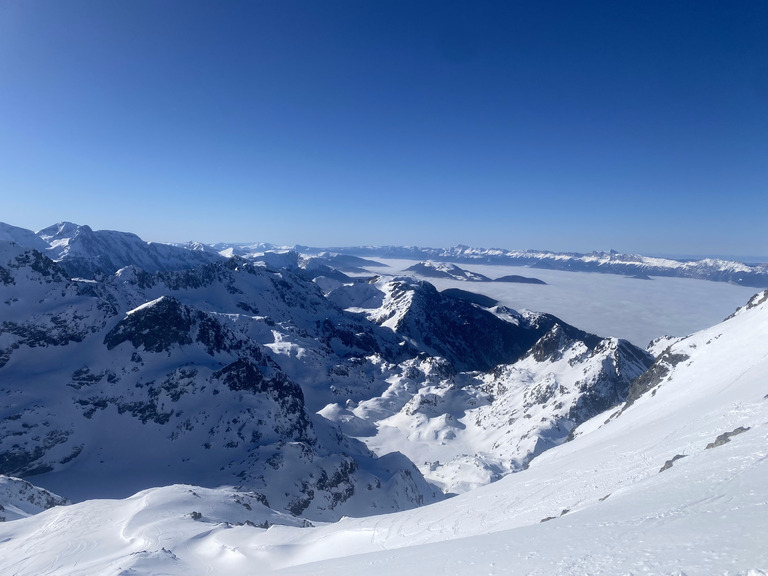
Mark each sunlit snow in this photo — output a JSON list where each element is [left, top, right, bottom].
[[1, 290, 766, 575]]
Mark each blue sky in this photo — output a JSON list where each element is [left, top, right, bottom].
[[1, 1, 766, 256]]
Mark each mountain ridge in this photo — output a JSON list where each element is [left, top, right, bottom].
[[2, 221, 766, 286]]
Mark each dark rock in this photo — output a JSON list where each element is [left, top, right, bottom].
[[104, 297, 193, 352], [623, 350, 690, 410], [494, 275, 546, 284], [385, 280, 546, 372], [659, 454, 687, 472], [440, 288, 498, 308], [705, 426, 750, 449]]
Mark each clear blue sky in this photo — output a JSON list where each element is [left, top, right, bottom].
[[1, 1, 766, 256]]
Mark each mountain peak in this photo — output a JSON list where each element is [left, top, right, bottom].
[[36, 221, 83, 242]]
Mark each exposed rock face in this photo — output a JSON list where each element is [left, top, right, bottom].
[[0, 475, 69, 521], [623, 349, 691, 409], [371, 279, 547, 372], [705, 426, 750, 449], [105, 297, 195, 352]]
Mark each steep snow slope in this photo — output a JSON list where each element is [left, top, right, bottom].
[[348, 329, 651, 493], [0, 290, 765, 575], [267, 288, 768, 575]]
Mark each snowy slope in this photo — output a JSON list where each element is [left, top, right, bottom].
[[349, 330, 651, 493], [0, 222, 50, 251], [0, 290, 765, 575], [4, 220, 765, 574]]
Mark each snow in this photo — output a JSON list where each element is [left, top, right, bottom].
[[0, 476, 68, 522], [126, 295, 167, 315], [0, 222, 50, 251], [342, 334, 648, 494], [2, 227, 767, 575], [1, 289, 767, 574]]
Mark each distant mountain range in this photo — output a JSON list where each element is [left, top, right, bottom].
[[1, 221, 767, 286], [405, 261, 547, 284], [309, 244, 768, 288]]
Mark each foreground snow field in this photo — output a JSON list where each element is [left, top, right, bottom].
[[1, 290, 766, 575]]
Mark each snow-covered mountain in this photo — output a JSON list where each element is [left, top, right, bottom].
[[1, 284, 765, 574], [3, 221, 766, 287], [323, 277, 653, 491], [404, 260, 546, 285], [36, 222, 225, 278], [1, 227, 657, 515], [405, 261, 492, 282], [0, 245, 443, 519], [2, 220, 766, 574], [0, 222, 50, 252], [307, 245, 768, 287]]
